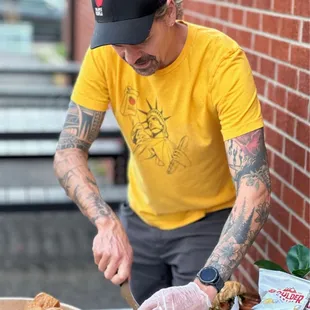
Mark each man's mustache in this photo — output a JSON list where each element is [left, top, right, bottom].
[[122, 55, 157, 65], [134, 55, 156, 65]]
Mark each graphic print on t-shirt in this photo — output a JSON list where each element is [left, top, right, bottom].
[[121, 86, 191, 174]]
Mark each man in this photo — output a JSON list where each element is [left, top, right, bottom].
[[54, 0, 271, 308]]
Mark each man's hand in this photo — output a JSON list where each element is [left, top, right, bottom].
[[93, 217, 133, 285], [138, 282, 212, 310]]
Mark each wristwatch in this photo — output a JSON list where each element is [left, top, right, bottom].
[[196, 266, 224, 293]]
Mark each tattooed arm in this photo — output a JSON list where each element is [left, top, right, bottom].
[[207, 128, 271, 280], [199, 128, 271, 288], [54, 101, 132, 285], [53, 101, 117, 225]]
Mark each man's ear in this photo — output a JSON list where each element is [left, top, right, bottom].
[[164, 0, 177, 26]]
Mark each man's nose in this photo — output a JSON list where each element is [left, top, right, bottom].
[[123, 46, 142, 65]]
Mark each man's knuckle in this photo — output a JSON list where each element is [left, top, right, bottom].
[[116, 273, 127, 284], [98, 265, 105, 272], [111, 277, 120, 285], [104, 270, 113, 279]]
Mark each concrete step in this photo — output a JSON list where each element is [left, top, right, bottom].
[[0, 185, 128, 207]]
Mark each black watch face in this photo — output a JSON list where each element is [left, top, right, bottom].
[[200, 267, 218, 282]]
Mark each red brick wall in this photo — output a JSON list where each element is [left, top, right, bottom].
[[67, 0, 94, 61], [183, 0, 310, 291], [74, 0, 94, 61], [69, 0, 310, 292]]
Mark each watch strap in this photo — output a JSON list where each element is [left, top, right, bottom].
[[213, 274, 224, 292], [197, 267, 224, 293]]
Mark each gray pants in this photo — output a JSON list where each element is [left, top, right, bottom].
[[119, 203, 231, 304]]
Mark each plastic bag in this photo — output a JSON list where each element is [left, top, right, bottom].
[[253, 269, 310, 310], [231, 296, 240, 310]]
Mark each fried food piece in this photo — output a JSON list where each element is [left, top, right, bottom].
[[24, 300, 43, 310], [32, 292, 60, 310], [211, 281, 247, 310]]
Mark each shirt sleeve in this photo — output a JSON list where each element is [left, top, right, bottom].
[[71, 47, 110, 112], [210, 47, 264, 141]]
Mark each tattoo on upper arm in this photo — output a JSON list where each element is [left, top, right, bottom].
[[226, 128, 271, 194], [56, 101, 105, 152]]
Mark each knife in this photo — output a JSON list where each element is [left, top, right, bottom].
[[120, 280, 140, 310]]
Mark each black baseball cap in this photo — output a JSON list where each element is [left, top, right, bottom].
[[90, 0, 167, 48]]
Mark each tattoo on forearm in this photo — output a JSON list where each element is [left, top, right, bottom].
[[207, 128, 271, 281], [255, 201, 270, 224], [58, 166, 83, 195], [56, 101, 105, 152], [86, 193, 114, 224], [54, 151, 115, 225], [73, 184, 87, 213], [72, 182, 113, 224], [208, 199, 270, 281], [86, 176, 98, 187]]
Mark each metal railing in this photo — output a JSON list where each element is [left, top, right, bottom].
[[0, 62, 128, 212]]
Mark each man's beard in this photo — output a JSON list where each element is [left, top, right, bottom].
[[124, 55, 160, 76]]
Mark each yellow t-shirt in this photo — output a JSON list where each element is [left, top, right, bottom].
[[71, 22, 264, 230]]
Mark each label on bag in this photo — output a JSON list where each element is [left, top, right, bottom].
[[253, 269, 310, 310]]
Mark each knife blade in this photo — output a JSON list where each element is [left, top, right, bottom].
[[120, 280, 139, 310]]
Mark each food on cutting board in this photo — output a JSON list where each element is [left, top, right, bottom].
[[210, 281, 247, 310], [24, 292, 63, 310]]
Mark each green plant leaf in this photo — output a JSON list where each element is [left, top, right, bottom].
[[292, 268, 310, 278], [286, 244, 310, 274], [254, 259, 287, 272]]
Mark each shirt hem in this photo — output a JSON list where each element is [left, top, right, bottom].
[[222, 118, 264, 141]]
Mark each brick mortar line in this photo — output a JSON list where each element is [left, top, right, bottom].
[[245, 253, 257, 265], [259, 14, 263, 33], [267, 212, 307, 248], [244, 254, 260, 276], [250, 32, 255, 50], [264, 118, 310, 152], [268, 153, 310, 201], [299, 21, 304, 43], [188, 0, 310, 22], [265, 130, 309, 169], [254, 71, 310, 100], [184, 9, 310, 48], [243, 47, 309, 76], [237, 264, 258, 289], [266, 213, 294, 246], [260, 96, 309, 126], [288, 43, 292, 63], [269, 177, 310, 223], [253, 242, 267, 258], [253, 57, 309, 83], [260, 229, 287, 257], [290, 0, 294, 15], [184, 13, 310, 80]]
